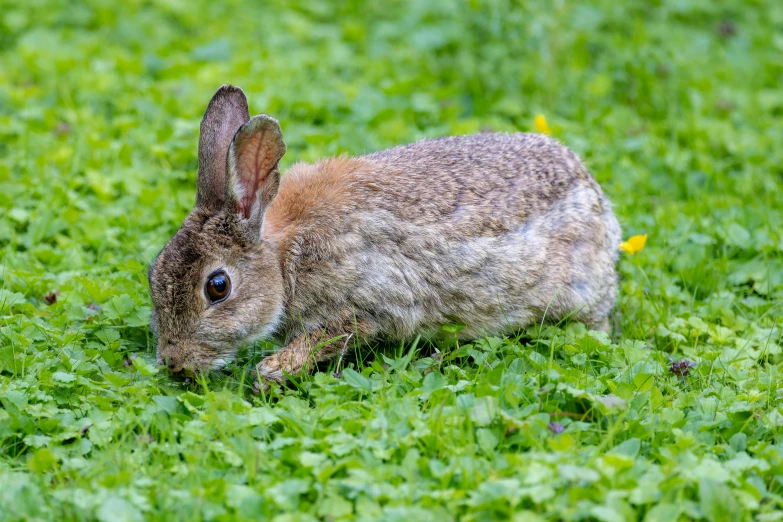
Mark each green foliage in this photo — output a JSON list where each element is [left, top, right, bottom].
[[1, 0, 782, 519]]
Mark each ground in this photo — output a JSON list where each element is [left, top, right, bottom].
[[1, 0, 782, 520]]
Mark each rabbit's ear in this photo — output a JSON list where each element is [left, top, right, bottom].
[[226, 115, 286, 228], [196, 85, 250, 211]]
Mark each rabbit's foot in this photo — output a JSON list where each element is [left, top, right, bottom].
[[255, 354, 287, 383], [254, 343, 314, 383], [254, 324, 370, 383]]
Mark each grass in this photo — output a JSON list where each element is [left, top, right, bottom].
[[1, 0, 782, 520]]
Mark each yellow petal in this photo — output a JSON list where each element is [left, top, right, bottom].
[[619, 234, 647, 255], [534, 114, 551, 135]]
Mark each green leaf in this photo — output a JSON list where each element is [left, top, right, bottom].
[[23, 434, 52, 448], [643, 503, 681, 522], [470, 396, 497, 427], [421, 371, 447, 395], [558, 464, 599, 483], [441, 321, 467, 334], [699, 478, 742, 522], [226, 485, 265, 518], [95, 328, 121, 345], [723, 223, 751, 249], [52, 371, 76, 384], [177, 391, 206, 409], [590, 505, 624, 522], [476, 428, 499, 453], [633, 373, 654, 393], [152, 395, 180, 414], [131, 356, 159, 376], [299, 451, 327, 468], [341, 368, 373, 392], [27, 448, 57, 473], [104, 294, 135, 320], [318, 495, 354, 518], [610, 438, 640, 458], [96, 497, 143, 522]]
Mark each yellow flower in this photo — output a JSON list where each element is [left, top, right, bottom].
[[534, 114, 551, 135], [619, 234, 647, 255]]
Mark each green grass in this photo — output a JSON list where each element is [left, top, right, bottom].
[[1, 0, 782, 520]]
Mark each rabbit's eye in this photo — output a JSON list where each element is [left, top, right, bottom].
[[206, 271, 231, 303]]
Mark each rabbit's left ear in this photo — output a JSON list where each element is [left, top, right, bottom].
[[196, 85, 250, 211], [225, 115, 286, 230]]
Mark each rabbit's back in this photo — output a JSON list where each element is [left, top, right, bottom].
[[265, 132, 621, 340], [360, 132, 603, 234]]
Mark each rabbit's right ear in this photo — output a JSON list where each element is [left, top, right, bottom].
[[225, 115, 286, 232], [196, 85, 250, 211]]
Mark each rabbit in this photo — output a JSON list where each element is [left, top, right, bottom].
[[148, 85, 622, 383]]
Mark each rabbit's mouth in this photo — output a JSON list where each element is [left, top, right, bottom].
[[156, 338, 230, 375]]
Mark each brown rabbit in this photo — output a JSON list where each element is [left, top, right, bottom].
[[148, 85, 621, 382]]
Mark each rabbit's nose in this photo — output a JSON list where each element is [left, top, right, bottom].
[[162, 348, 185, 373], [166, 356, 185, 373]]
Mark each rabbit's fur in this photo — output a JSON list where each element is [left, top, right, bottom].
[[149, 85, 621, 381]]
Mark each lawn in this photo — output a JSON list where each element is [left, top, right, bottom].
[[1, 0, 782, 520]]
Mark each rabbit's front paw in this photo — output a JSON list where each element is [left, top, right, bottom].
[[255, 354, 285, 383]]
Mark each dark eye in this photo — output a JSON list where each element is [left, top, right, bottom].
[[205, 271, 231, 303]]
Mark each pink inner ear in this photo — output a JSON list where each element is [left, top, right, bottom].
[[235, 128, 279, 219]]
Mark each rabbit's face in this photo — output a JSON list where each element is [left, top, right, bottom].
[[149, 85, 288, 374], [148, 210, 285, 374]]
